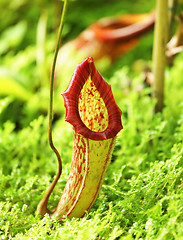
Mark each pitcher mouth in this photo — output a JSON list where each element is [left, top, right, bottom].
[[61, 57, 123, 140]]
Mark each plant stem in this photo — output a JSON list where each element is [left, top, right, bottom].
[[48, 0, 68, 200], [152, 0, 169, 113], [37, 0, 68, 216], [49, 0, 67, 162]]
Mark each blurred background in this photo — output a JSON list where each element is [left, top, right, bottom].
[[0, 0, 155, 129]]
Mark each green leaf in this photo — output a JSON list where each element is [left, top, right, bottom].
[[0, 75, 32, 101], [0, 21, 27, 54]]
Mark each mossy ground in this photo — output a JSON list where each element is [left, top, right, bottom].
[[0, 0, 183, 239]]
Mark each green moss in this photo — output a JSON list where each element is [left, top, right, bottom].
[[1, 52, 183, 238]]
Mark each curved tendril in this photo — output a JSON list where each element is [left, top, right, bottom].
[[37, 0, 68, 216]]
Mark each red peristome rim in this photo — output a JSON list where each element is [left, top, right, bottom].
[[61, 57, 123, 140]]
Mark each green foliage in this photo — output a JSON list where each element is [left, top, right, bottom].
[[1, 0, 183, 239], [1, 52, 183, 238]]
